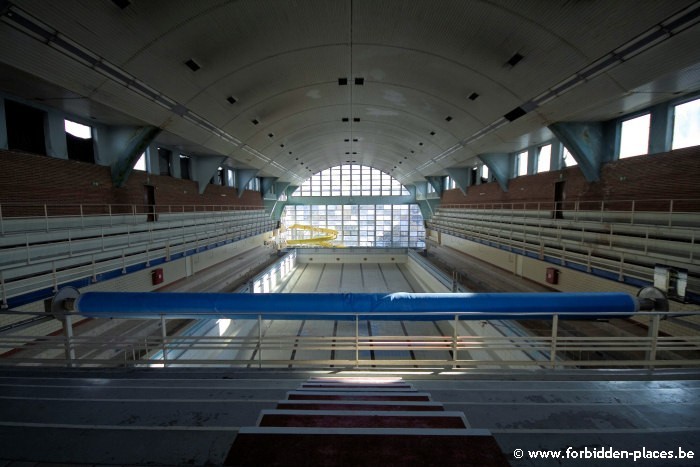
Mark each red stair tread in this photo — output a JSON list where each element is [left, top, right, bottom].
[[276, 401, 444, 411], [259, 412, 466, 429], [224, 432, 510, 467]]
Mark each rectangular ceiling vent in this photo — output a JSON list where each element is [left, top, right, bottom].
[[185, 59, 201, 72], [506, 52, 524, 67], [354, 77, 365, 85], [353, 117, 360, 122], [338, 78, 348, 86], [504, 106, 527, 122]]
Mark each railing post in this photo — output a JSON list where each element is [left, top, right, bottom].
[[44, 203, 49, 232], [80, 203, 84, 228], [668, 199, 674, 227], [355, 314, 359, 367], [108, 204, 113, 227], [647, 314, 661, 369], [630, 200, 635, 225], [452, 315, 459, 368], [160, 314, 168, 366], [63, 314, 76, 368], [258, 314, 263, 369], [550, 314, 558, 369], [0, 203, 5, 236]]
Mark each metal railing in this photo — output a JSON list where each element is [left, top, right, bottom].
[[0, 203, 277, 308], [439, 197, 700, 228], [1, 310, 699, 370]]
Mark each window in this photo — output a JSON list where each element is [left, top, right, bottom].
[[536, 145, 551, 173], [562, 147, 577, 167], [619, 113, 650, 158], [64, 119, 94, 163], [226, 169, 236, 188], [672, 98, 700, 150], [481, 164, 489, 181], [516, 151, 528, 176], [292, 165, 410, 197], [134, 152, 146, 171], [282, 203, 425, 248], [5, 100, 47, 155], [247, 177, 260, 191], [444, 176, 456, 190]]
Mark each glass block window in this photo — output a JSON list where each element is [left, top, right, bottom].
[[282, 204, 425, 248], [292, 165, 410, 197]]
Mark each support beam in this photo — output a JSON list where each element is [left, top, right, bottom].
[[274, 181, 291, 196], [478, 153, 510, 192], [548, 122, 611, 182], [445, 167, 469, 195], [237, 169, 259, 198], [192, 155, 227, 194], [94, 125, 161, 187], [285, 185, 299, 198]]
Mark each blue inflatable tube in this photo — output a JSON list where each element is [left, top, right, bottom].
[[74, 292, 638, 321]]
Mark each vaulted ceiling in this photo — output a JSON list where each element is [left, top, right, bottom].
[[1, 0, 699, 186]]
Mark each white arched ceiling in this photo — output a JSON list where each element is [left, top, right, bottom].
[[1, 0, 699, 185]]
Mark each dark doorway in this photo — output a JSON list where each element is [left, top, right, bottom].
[[144, 185, 156, 222], [553, 181, 565, 219]]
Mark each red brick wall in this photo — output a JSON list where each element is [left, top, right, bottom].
[[441, 146, 700, 212], [0, 149, 263, 217]]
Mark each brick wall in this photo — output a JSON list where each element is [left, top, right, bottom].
[[0, 149, 263, 217], [442, 146, 700, 212]]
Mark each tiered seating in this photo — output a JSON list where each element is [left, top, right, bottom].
[[0, 208, 276, 307], [224, 377, 510, 466], [428, 206, 700, 292]]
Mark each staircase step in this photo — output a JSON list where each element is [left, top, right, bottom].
[[258, 409, 468, 428], [275, 400, 444, 412], [298, 384, 415, 391], [286, 390, 431, 401], [224, 427, 510, 467]]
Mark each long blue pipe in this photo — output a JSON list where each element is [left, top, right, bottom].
[[74, 292, 638, 321]]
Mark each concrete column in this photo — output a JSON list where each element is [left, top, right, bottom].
[[170, 152, 182, 179], [146, 143, 159, 175], [649, 103, 673, 155]]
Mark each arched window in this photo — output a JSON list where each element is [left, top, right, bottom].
[[292, 165, 410, 197]]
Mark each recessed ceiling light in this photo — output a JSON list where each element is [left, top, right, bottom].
[[251, 118, 259, 125], [342, 117, 349, 122], [418, 142, 423, 146], [280, 144, 285, 148], [468, 92, 479, 101], [353, 138, 358, 142], [338, 78, 348, 86], [353, 117, 360, 122], [445, 116, 453, 122], [344, 138, 350, 142], [185, 59, 200, 72], [355, 77, 365, 85], [430, 131, 436, 136], [226, 96, 237, 104], [268, 133, 274, 138]]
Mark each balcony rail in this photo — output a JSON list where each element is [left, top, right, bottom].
[[1, 310, 698, 370]]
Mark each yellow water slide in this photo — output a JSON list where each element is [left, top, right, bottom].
[[285, 224, 341, 247]]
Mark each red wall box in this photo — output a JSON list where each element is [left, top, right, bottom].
[[546, 267, 559, 285], [151, 268, 164, 285]]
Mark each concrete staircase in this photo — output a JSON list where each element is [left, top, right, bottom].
[[224, 376, 510, 466]]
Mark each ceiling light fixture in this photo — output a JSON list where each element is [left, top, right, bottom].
[[226, 96, 237, 104]]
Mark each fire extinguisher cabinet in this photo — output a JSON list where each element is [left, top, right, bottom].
[[151, 268, 164, 285], [545, 267, 559, 285]]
